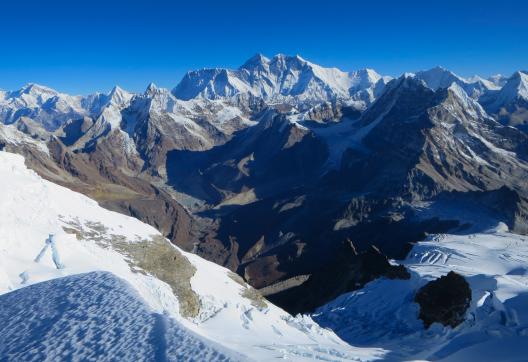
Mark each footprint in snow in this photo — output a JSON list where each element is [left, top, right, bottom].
[[34, 234, 65, 270]]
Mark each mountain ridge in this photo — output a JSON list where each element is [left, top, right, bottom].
[[2, 55, 528, 315]]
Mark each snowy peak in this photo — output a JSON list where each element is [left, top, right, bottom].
[[446, 82, 474, 104], [14, 83, 58, 100], [0, 84, 89, 130], [351, 68, 383, 85], [173, 54, 389, 107], [8, 83, 61, 108], [415, 66, 499, 99], [145, 82, 159, 96], [108, 85, 133, 106], [484, 70, 528, 112], [173, 68, 247, 101], [91, 86, 135, 130], [443, 82, 489, 119], [504, 71, 528, 101], [488, 74, 508, 87], [239, 53, 271, 70], [415, 66, 465, 91], [0, 83, 137, 132], [381, 74, 428, 96]]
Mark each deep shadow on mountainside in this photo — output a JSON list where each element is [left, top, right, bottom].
[[2, 60, 528, 314]]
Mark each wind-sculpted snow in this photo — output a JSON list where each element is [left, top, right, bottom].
[[315, 224, 528, 361], [0, 272, 236, 362]]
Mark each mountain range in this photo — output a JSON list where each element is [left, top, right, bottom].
[[2, 54, 528, 360]]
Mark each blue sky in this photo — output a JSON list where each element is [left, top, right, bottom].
[[1, 0, 526, 94]]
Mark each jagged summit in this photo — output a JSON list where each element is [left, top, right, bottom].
[[415, 66, 465, 90], [240, 53, 271, 69], [145, 82, 159, 94], [507, 70, 528, 100], [1, 59, 522, 135], [108, 85, 132, 105], [483, 70, 528, 111], [488, 73, 508, 87], [414, 66, 500, 98], [17, 83, 57, 96], [172, 53, 389, 108]]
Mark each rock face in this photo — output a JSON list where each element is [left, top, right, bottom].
[[266, 242, 411, 315], [415, 271, 472, 328]]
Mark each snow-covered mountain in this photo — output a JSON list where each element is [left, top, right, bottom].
[[0, 150, 380, 361], [0, 84, 131, 131], [173, 54, 391, 109], [484, 71, 528, 109], [479, 71, 528, 129], [414, 66, 500, 98], [487, 74, 509, 88]]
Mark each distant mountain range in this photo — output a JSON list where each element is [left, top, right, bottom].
[[1, 54, 528, 360], [2, 54, 526, 132]]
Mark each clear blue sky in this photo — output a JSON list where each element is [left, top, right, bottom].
[[1, 0, 526, 94]]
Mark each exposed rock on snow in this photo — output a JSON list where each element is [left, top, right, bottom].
[[415, 271, 472, 328], [315, 228, 528, 361], [267, 242, 411, 315]]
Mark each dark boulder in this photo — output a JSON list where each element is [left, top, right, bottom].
[[415, 271, 471, 328]]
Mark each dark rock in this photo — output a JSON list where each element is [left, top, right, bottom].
[[266, 241, 410, 315], [415, 271, 472, 328]]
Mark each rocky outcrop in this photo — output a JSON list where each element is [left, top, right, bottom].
[[265, 241, 410, 315], [415, 271, 472, 328]]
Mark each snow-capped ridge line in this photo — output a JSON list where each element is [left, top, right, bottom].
[[172, 53, 391, 108]]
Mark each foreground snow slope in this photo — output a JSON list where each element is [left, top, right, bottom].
[[0, 272, 235, 361], [0, 151, 383, 361], [315, 226, 528, 361]]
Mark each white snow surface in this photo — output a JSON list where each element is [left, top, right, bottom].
[[315, 224, 528, 361], [0, 271, 237, 361], [414, 66, 500, 99], [0, 151, 383, 361], [0, 124, 49, 155], [0, 84, 128, 131], [486, 71, 528, 111]]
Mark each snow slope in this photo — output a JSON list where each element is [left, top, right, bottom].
[[0, 271, 236, 361], [414, 66, 499, 98], [484, 71, 528, 111], [0, 151, 383, 361], [315, 224, 528, 361]]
